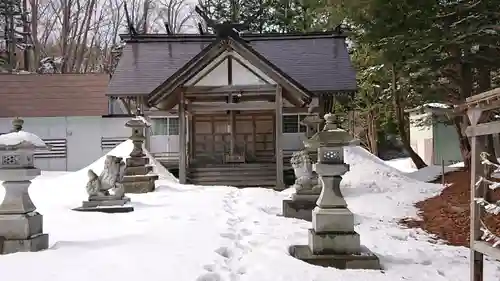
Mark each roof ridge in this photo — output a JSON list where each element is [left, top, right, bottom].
[[121, 31, 347, 43]]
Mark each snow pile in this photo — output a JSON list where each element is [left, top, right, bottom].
[[342, 146, 443, 219], [385, 157, 462, 182], [0, 140, 179, 209], [405, 165, 461, 182], [385, 157, 417, 173], [0, 145, 499, 281]]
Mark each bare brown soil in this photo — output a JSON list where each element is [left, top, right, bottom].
[[400, 168, 500, 246]]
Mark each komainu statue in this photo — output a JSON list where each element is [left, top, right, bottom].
[[290, 150, 321, 194], [86, 155, 126, 199]]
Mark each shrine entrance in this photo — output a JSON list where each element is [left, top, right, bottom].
[[191, 112, 275, 164]]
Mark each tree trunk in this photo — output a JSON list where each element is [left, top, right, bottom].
[[391, 63, 427, 169], [453, 114, 471, 167], [30, 0, 40, 71], [60, 0, 72, 73], [367, 109, 378, 156]]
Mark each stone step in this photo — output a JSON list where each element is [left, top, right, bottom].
[[190, 165, 276, 172], [189, 175, 276, 183], [124, 165, 153, 176], [188, 169, 275, 177], [189, 179, 277, 188]]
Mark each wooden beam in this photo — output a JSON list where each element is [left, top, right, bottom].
[[187, 102, 276, 112], [183, 84, 276, 94], [185, 91, 275, 99], [473, 241, 500, 261], [466, 87, 500, 103], [466, 120, 500, 137], [275, 85, 284, 190], [178, 92, 187, 184]]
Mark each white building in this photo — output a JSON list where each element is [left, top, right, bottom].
[[406, 103, 462, 166]]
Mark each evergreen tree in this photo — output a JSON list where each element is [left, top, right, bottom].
[[0, 0, 24, 71]]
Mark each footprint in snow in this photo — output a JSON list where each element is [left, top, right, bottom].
[[196, 272, 223, 281], [240, 228, 252, 236], [220, 232, 237, 240], [215, 246, 233, 259], [203, 264, 216, 272]]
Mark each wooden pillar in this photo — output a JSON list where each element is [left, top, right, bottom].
[[275, 85, 284, 190], [144, 115, 151, 151], [179, 92, 187, 184], [190, 114, 196, 162], [468, 107, 484, 281], [251, 115, 257, 157], [230, 110, 236, 156]]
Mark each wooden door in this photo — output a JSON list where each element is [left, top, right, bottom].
[[192, 113, 275, 164]]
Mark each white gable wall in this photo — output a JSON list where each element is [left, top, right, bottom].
[[231, 52, 273, 85], [185, 51, 275, 87]]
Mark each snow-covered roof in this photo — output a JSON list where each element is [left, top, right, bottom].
[[125, 116, 152, 128], [0, 131, 47, 149], [405, 103, 454, 114]]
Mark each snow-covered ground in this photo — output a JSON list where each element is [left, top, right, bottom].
[[0, 142, 499, 281], [385, 157, 461, 182]]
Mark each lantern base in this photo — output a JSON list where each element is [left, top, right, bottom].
[[122, 174, 158, 193], [0, 212, 44, 240], [289, 244, 381, 270], [1, 233, 49, 255], [282, 197, 318, 222]]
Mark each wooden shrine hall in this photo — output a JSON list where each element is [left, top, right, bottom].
[[106, 21, 356, 189]]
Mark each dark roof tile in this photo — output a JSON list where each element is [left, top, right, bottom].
[[106, 34, 356, 97]]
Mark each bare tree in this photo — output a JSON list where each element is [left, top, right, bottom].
[[156, 0, 194, 33]]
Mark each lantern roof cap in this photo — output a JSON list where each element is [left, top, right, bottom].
[[125, 116, 151, 128], [0, 131, 48, 150], [304, 113, 357, 147]]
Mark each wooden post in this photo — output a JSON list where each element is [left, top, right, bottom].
[[251, 115, 257, 157], [190, 114, 196, 162], [144, 115, 152, 151], [229, 110, 236, 156], [441, 159, 445, 186], [468, 107, 484, 281], [275, 85, 284, 190], [179, 92, 187, 184]]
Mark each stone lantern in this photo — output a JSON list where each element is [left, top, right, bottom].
[[282, 111, 325, 222], [289, 113, 381, 270], [121, 114, 158, 193], [300, 113, 323, 140], [0, 118, 49, 254]]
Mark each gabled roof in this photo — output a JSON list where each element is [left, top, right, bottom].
[[0, 74, 110, 117], [106, 32, 357, 98], [148, 35, 313, 107]]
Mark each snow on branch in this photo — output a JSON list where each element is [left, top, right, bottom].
[[475, 198, 500, 215], [474, 151, 500, 247], [475, 177, 500, 191], [480, 221, 500, 248], [474, 152, 500, 190]]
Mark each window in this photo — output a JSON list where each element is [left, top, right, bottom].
[[151, 118, 168, 135], [151, 117, 179, 136], [282, 114, 308, 133], [168, 117, 179, 135]]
